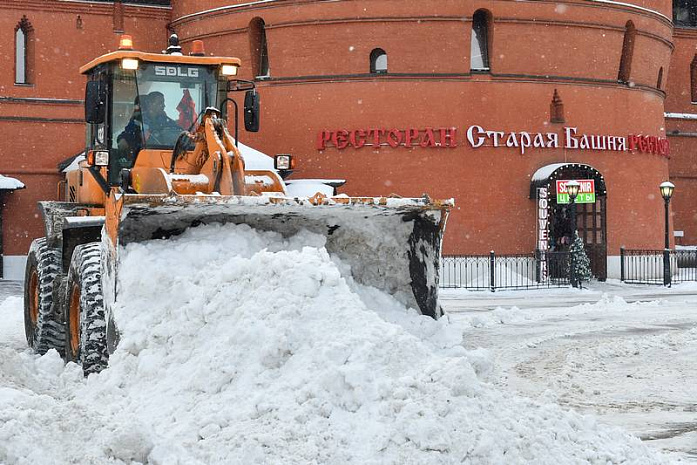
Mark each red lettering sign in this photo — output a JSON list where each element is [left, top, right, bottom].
[[386, 129, 402, 148], [317, 130, 331, 150], [317, 126, 670, 158], [405, 128, 419, 147], [628, 134, 670, 157], [350, 129, 366, 148], [317, 127, 459, 150], [421, 128, 436, 148]]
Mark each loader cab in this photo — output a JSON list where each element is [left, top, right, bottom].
[[113, 63, 224, 176], [84, 62, 227, 184], [82, 37, 241, 186]]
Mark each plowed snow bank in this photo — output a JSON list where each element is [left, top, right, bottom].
[[0, 224, 674, 464]]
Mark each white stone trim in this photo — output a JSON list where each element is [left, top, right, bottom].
[[665, 112, 697, 120]]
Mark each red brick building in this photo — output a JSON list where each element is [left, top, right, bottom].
[[0, 0, 170, 278], [0, 0, 694, 281], [665, 4, 697, 250]]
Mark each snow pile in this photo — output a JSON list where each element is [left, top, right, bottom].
[[0, 224, 676, 464]]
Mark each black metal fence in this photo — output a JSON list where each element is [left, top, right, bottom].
[[440, 250, 571, 291], [441, 248, 697, 290], [620, 248, 697, 285]]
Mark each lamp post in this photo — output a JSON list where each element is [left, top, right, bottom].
[[566, 180, 581, 287], [660, 181, 675, 287]]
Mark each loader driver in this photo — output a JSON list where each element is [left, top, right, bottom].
[[140, 91, 181, 146], [117, 92, 181, 159]]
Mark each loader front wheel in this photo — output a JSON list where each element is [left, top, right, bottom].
[[23, 238, 65, 355], [64, 243, 108, 375]]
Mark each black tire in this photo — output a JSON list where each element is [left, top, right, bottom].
[[23, 238, 65, 355], [65, 242, 108, 375]]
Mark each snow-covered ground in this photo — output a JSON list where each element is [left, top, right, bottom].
[[0, 223, 692, 464], [442, 283, 697, 461]]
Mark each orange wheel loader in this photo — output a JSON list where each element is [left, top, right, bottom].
[[23, 35, 452, 375]]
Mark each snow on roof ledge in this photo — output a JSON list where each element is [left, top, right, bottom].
[[62, 155, 85, 173], [0, 175, 25, 190], [237, 142, 274, 170], [530, 163, 569, 183]]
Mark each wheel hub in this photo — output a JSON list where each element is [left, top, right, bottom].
[[68, 284, 81, 357], [28, 270, 39, 326]]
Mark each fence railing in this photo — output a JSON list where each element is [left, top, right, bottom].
[[441, 248, 697, 290], [440, 250, 571, 291], [620, 248, 697, 285]]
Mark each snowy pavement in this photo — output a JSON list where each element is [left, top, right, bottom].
[[0, 227, 692, 464], [442, 282, 697, 461], [0, 281, 21, 304]]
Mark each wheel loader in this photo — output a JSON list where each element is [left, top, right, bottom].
[[23, 35, 452, 375]]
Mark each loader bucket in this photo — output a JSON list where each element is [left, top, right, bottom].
[[115, 194, 451, 318]]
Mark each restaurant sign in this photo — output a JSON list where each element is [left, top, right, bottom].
[[467, 126, 669, 158], [317, 128, 458, 150], [316, 126, 669, 158]]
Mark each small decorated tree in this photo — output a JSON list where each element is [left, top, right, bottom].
[[569, 232, 592, 288]]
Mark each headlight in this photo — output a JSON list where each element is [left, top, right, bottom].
[[121, 58, 139, 70], [94, 150, 109, 166], [221, 64, 239, 76], [274, 154, 292, 170]]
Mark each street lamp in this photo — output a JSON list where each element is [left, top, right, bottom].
[[566, 180, 581, 287], [660, 181, 675, 287], [566, 180, 581, 203]]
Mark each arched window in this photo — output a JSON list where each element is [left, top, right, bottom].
[[618, 21, 636, 83], [15, 28, 26, 84], [249, 18, 270, 78], [657, 67, 664, 90], [691, 55, 697, 102], [470, 10, 491, 71], [15, 16, 33, 85], [370, 48, 387, 74]]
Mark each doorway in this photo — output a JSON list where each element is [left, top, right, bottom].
[[532, 163, 608, 281], [549, 197, 607, 280]]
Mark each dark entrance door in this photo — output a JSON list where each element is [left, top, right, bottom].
[[575, 196, 607, 280], [549, 195, 607, 280], [532, 163, 608, 282]]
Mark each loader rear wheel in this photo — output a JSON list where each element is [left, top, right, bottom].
[[23, 238, 65, 355], [64, 243, 108, 375]]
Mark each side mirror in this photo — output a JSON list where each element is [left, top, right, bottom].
[[85, 80, 106, 124], [244, 90, 260, 132]]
